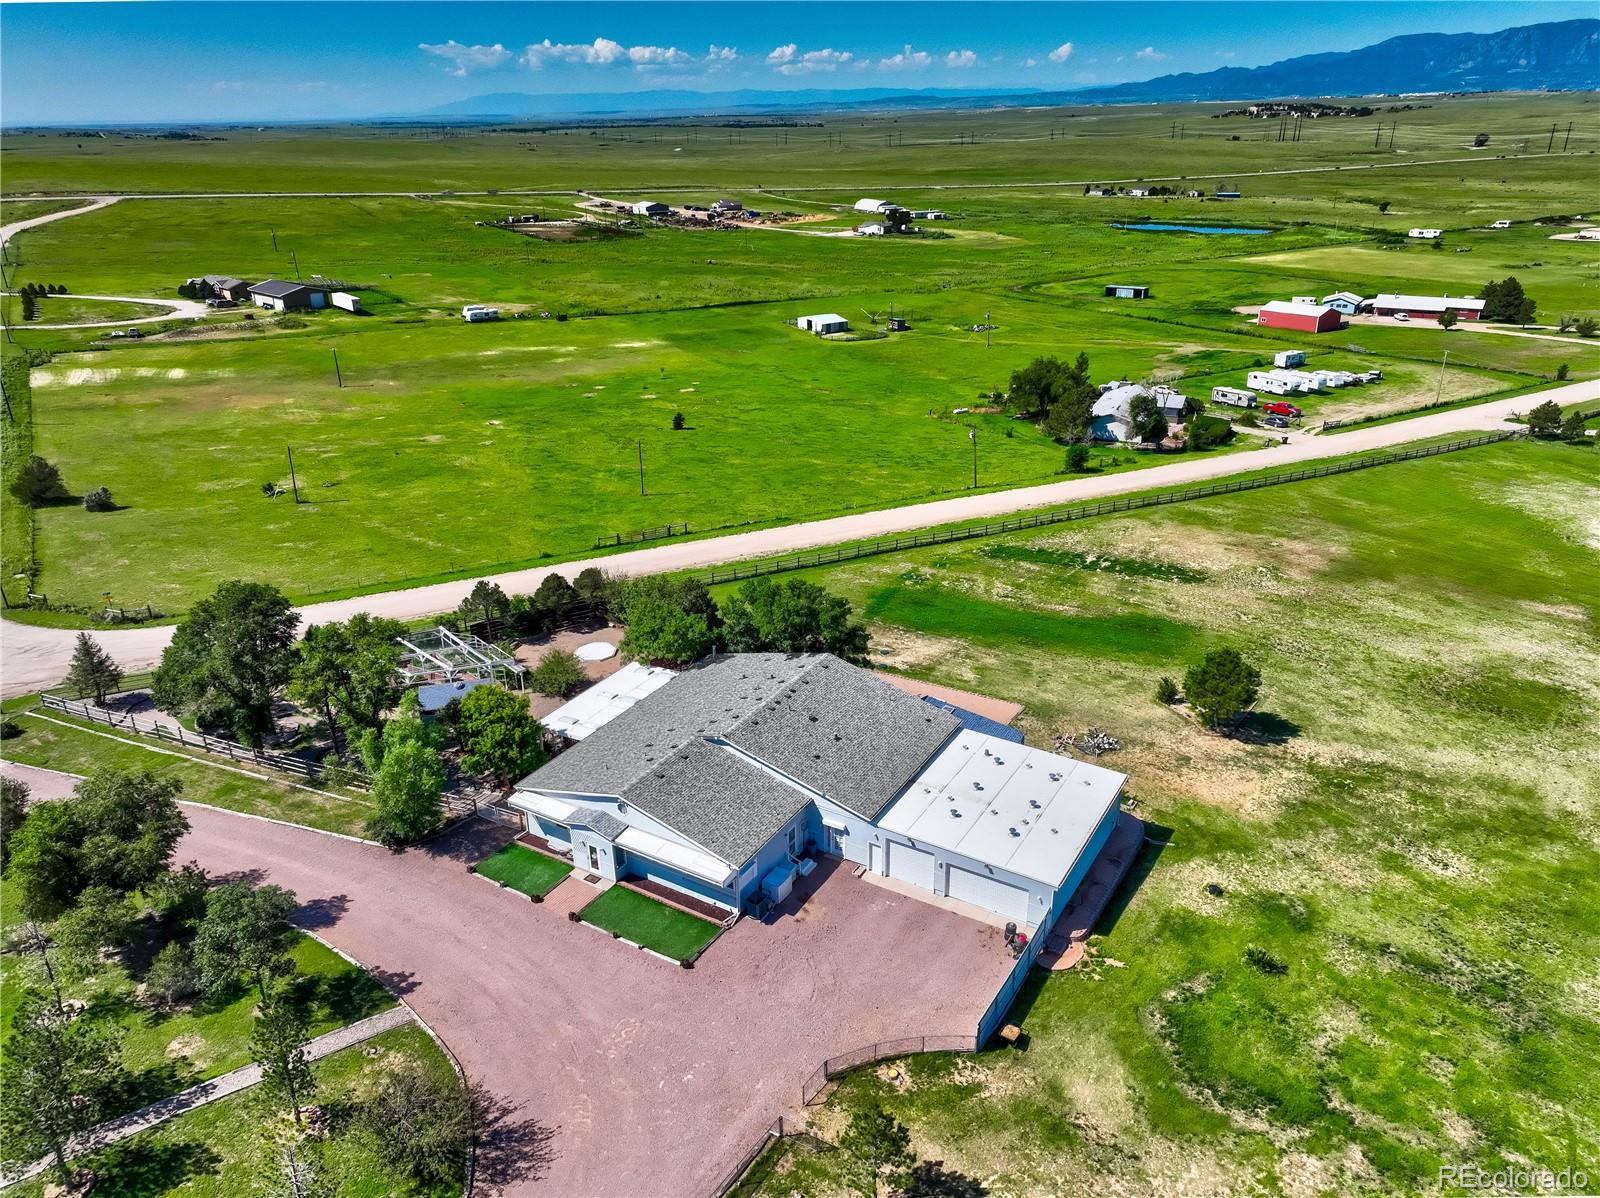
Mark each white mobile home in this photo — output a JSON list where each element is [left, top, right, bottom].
[[1408, 227, 1444, 239], [461, 304, 500, 322], [1273, 349, 1307, 369], [1247, 370, 1306, 396]]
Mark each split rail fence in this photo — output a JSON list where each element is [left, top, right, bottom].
[[699, 430, 1521, 586], [36, 694, 369, 789]]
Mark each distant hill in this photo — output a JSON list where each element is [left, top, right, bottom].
[[409, 19, 1598, 123], [1070, 18, 1599, 103]]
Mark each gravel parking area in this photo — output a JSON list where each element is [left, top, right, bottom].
[[177, 808, 1016, 1196]]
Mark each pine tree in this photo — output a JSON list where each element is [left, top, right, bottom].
[[65, 632, 123, 705], [251, 991, 317, 1126]]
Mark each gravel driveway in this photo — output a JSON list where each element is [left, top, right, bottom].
[[178, 805, 1017, 1196]]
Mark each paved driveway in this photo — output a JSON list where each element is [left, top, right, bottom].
[[177, 806, 1016, 1197]]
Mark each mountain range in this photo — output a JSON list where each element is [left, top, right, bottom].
[[413, 19, 1598, 121]]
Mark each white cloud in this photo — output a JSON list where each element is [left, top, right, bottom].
[[769, 45, 854, 75], [1136, 46, 1167, 60], [1023, 57, 1039, 68], [1215, 50, 1236, 59], [1047, 42, 1074, 63], [879, 44, 932, 70], [945, 49, 977, 68], [418, 40, 513, 77], [519, 37, 689, 70], [706, 44, 739, 62]]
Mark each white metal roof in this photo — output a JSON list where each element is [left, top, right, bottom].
[[542, 662, 676, 741], [1373, 293, 1486, 312], [615, 826, 736, 887], [1261, 300, 1335, 318], [876, 730, 1125, 888], [800, 312, 848, 325], [508, 791, 578, 823]]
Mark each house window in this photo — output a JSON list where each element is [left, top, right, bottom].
[[787, 825, 799, 856]]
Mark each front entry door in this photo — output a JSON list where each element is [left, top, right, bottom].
[[827, 826, 844, 856], [588, 845, 599, 871]]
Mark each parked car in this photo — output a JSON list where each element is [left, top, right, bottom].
[[205, 297, 236, 309], [1392, 312, 1410, 322], [1262, 401, 1302, 417], [1263, 415, 1290, 429]]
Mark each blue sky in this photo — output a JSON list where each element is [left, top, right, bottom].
[[1, 1, 1589, 124]]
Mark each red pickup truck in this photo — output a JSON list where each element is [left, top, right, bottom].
[[1261, 401, 1302, 417]]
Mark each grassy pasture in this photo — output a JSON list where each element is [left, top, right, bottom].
[[736, 437, 1600, 1196]]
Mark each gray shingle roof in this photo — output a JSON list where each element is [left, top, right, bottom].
[[621, 740, 810, 865], [723, 658, 959, 821], [570, 807, 627, 839], [520, 653, 959, 859]]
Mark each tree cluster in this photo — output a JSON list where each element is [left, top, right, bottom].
[[1478, 276, 1536, 325], [1005, 354, 1098, 444], [361, 692, 448, 847], [289, 613, 405, 753]]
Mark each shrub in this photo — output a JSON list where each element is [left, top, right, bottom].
[[1065, 443, 1091, 473], [354, 1060, 472, 1185], [1556, 363, 1570, 380], [144, 941, 201, 1006], [1185, 414, 1235, 451], [1183, 648, 1261, 730], [529, 649, 586, 698], [1155, 676, 1180, 705], [671, 411, 686, 430], [1244, 945, 1288, 975], [82, 486, 114, 512], [8, 456, 69, 507], [1525, 400, 1563, 438]]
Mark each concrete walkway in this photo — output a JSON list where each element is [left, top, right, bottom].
[[2, 378, 1594, 698], [0, 1006, 413, 1187]]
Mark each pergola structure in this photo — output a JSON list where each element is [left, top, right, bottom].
[[397, 626, 526, 688]]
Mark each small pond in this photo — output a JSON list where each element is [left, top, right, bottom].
[[1113, 222, 1272, 235]]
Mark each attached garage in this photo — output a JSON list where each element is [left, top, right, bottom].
[[946, 865, 1030, 924], [885, 841, 936, 890]]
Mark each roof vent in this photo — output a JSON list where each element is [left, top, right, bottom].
[[1008, 826, 1020, 837], [983, 747, 991, 757], [809, 715, 818, 722], [1029, 799, 1041, 809], [994, 758, 1005, 766], [972, 782, 984, 791], [1049, 772, 1062, 782], [949, 808, 961, 817]]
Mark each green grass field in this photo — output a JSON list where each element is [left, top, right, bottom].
[[579, 885, 721, 961], [475, 842, 573, 899], [3, 1023, 461, 1198], [2, 93, 1597, 617], [730, 438, 1598, 1196]]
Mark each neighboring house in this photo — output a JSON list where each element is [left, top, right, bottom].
[[1126, 187, 1153, 197], [1320, 291, 1365, 315], [797, 312, 849, 335], [631, 200, 670, 218], [910, 209, 947, 220], [1090, 383, 1144, 442], [248, 280, 325, 312], [187, 275, 252, 302], [1104, 283, 1150, 299], [513, 653, 1125, 929], [1370, 293, 1486, 320], [1215, 187, 1242, 199], [1257, 300, 1343, 333], [1408, 227, 1444, 239], [710, 198, 744, 216], [1152, 385, 1188, 423], [856, 222, 888, 236]]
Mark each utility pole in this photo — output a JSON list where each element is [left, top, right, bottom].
[[1388, 124, 1396, 150], [985, 311, 991, 350], [271, 228, 278, 251], [1434, 349, 1450, 406], [1374, 122, 1384, 149], [1547, 123, 1557, 153], [637, 441, 645, 497], [290, 250, 301, 279], [286, 446, 301, 503], [1563, 122, 1573, 151], [332, 348, 343, 388], [969, 427, 978, 489]]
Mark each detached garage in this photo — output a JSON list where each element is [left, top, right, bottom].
[[946, 864, 1030, 924], [1257, 300, 1343, 333]]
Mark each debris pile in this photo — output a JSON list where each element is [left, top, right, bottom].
[[1057, 728, 1121, 756]]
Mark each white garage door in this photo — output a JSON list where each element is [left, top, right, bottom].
[[885, 841, 936, 890], [946, 865, 1031, 923]]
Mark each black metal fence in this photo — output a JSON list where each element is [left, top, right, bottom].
[[710, 1116, 790, 1198], [800, 1035, 980, 1106], [700, 430, 1521, 587], [36, 694, 370, 790]]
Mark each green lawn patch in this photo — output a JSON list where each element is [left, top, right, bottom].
[[3, 1023, 461, 1198], [579, 886, 720, 962], [474, 842, 573, 899]]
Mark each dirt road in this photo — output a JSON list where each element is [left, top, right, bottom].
[[12, 290, 211, 329], [0, 196, 119, 246], [2, 381, 1593, 697]]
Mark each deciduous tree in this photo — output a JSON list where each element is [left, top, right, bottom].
[[458, 685, 545, 786], [528, 648, 587, 698], [193, 880, 299, 1002], [152, 580, 300, 746], [1, 775, 28, 871], [354, 1059, 473, 1185], [457, 579, 510, 628], [720, 578, 870, 663], [364, 693, 446, 846], [289, 613, 404, 751], [617, 576, 720, 665], [838, 1101, 916, 1198]]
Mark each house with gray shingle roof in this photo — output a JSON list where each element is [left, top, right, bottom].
[[513, 654, 1127, 931]]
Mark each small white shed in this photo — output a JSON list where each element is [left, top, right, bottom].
[[330, 292, 362, 313], [797, 313, 849, 336]]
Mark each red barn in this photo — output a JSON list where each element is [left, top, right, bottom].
[[1257, 301, 1343, 333]]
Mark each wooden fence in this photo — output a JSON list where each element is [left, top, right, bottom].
[[699, 430, 1522, 586], [37, 694, 369, 789]]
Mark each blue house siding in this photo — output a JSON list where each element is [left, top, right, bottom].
[[626, 855, 737, 910]]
